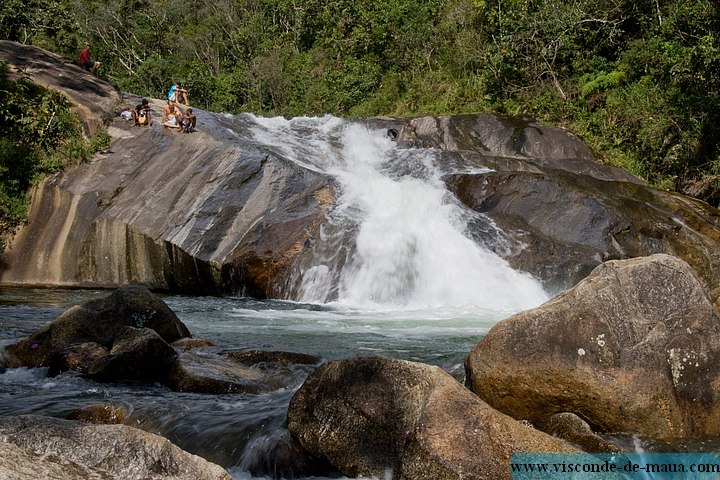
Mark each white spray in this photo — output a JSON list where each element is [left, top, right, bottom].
[[249, 115, 548, 312]]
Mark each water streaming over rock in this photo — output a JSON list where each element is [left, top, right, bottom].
[[248, 115, 548, 311]]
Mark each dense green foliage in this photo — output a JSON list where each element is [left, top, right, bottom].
[[0, 63, 109, 247], [2, 0, 720, 206]]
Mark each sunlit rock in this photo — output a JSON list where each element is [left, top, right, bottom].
[[288, 356, 578, 479], [465, 254, 720, 443], [166, 351, 269, 394], [167, 348, 318, 394], [0, 415, 232, 479]]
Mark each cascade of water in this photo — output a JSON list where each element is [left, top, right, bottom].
[[248, 115, 548, 312]]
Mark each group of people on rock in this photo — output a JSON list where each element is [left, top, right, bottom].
[[79, 44, 197, 133], [161, 82, 196, 133], [130, 82, 196, 133]]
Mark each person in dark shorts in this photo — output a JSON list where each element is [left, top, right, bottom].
[[79, 44, 101, 74]]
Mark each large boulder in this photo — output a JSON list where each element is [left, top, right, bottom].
[[0, 415, 231, 480], [4, 285, 190, 368], [465, 254, 720, 443], [288, 356, 578, 480]]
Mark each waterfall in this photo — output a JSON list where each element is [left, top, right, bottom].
[[249, 115, 548, 312]]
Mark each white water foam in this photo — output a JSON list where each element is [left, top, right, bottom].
[[248, 115, 548, 313]]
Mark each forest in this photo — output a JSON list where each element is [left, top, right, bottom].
[[1, 0, 720, 238]]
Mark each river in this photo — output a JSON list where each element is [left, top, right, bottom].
[[1, 116, 554, 478]]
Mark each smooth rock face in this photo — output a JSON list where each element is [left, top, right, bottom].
[[0, 415, 232, 480], [446, 168, 720, 296], [0, 42, 333, 295], [288, 356, 578, 480], [465, 254, 720, 443], [0, 115, 334, 295]]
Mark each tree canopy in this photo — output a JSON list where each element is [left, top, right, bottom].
[[2, 0, 720, 205]]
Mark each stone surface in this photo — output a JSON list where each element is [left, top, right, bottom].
[[47, 342, 109, 377], [0, 41, 335, 295], [85, 326, 178, 384], [446, 168, 720, 296], [0, 415, 231, 480], [223, 349, 319, 366], [465, 254, 720, 443], [166, 350, 270, 394], [538, 413, 619, 453], [288, 356, 578, 480]]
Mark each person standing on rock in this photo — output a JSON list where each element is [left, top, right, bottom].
[[79, 44, 101, 74]]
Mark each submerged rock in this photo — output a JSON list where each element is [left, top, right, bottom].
[[538, 413, 619, 453], [0, 415, 232, 479], [288, 356, 578, 479], [166, 351, 270, 394], [222, 349, 319, 366], [68, 403, 129, 425], [465, 254, 720, 443]]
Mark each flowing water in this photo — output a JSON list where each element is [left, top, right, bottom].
[[1, 115, 556, 478]]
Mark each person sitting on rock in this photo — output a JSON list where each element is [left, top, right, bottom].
[[79, 44, 101, 74], [131, 99, 152, 127], [162, 100, 182, 129], [179, 108, 196, 133], [167, 82, 189, 106]]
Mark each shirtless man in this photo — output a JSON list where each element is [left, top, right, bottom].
[[162, 100, 181, 129]]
